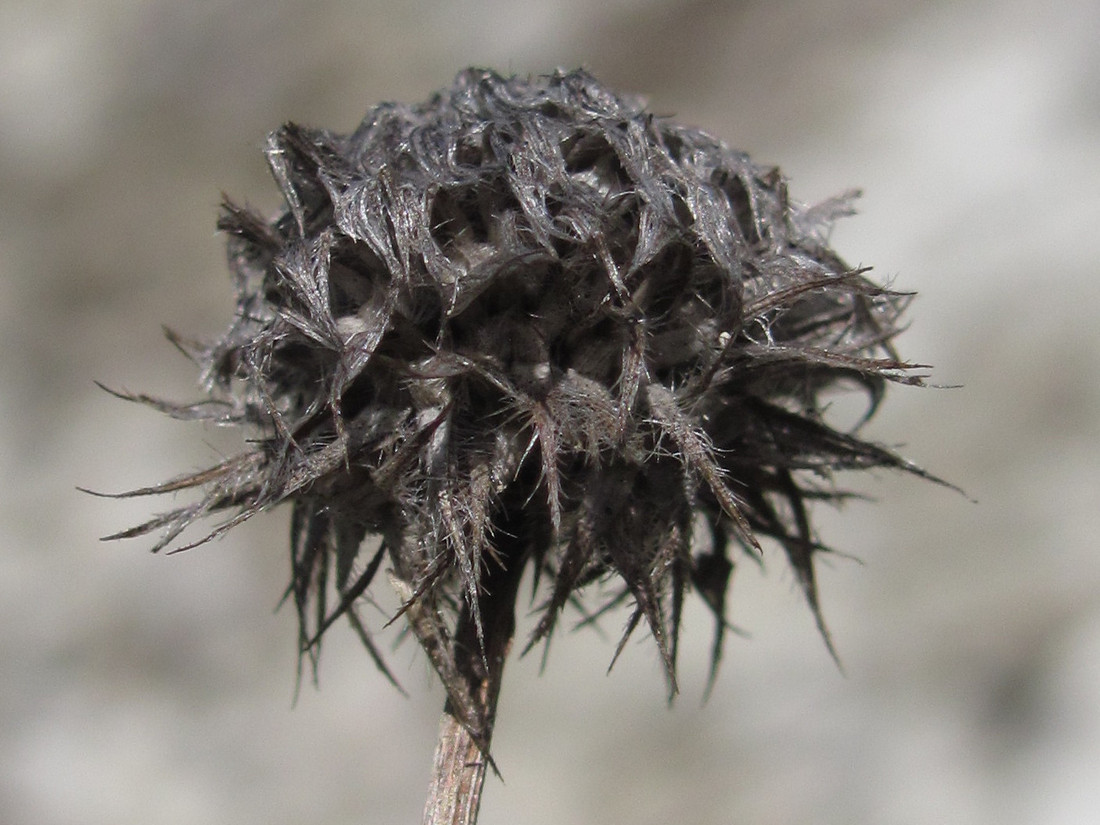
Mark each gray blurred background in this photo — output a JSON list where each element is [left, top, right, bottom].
[[2, 0, 1098, 823]]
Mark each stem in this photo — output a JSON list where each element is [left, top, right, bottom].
[[421, 536, 526, 825], [421, 701, 494, 824]]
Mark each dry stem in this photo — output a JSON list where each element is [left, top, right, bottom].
[[421, 536, 525, 825]]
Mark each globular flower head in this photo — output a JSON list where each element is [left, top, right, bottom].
[[110, 68, 938, 696]]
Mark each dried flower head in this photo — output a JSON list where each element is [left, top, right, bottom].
[[107, 68, 938, 723]]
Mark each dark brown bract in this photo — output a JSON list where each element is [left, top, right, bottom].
[[108, 68, 935, 700]]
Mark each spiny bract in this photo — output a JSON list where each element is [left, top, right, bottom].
[[108, 67, 935, 698]]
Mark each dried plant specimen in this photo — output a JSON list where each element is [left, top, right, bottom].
[[102, 68, 944, 824]]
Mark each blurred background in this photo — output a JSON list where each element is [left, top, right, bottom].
[[2, 0, 1098, 822]]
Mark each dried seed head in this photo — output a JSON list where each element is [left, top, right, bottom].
[[107, 68, 941, 697]]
